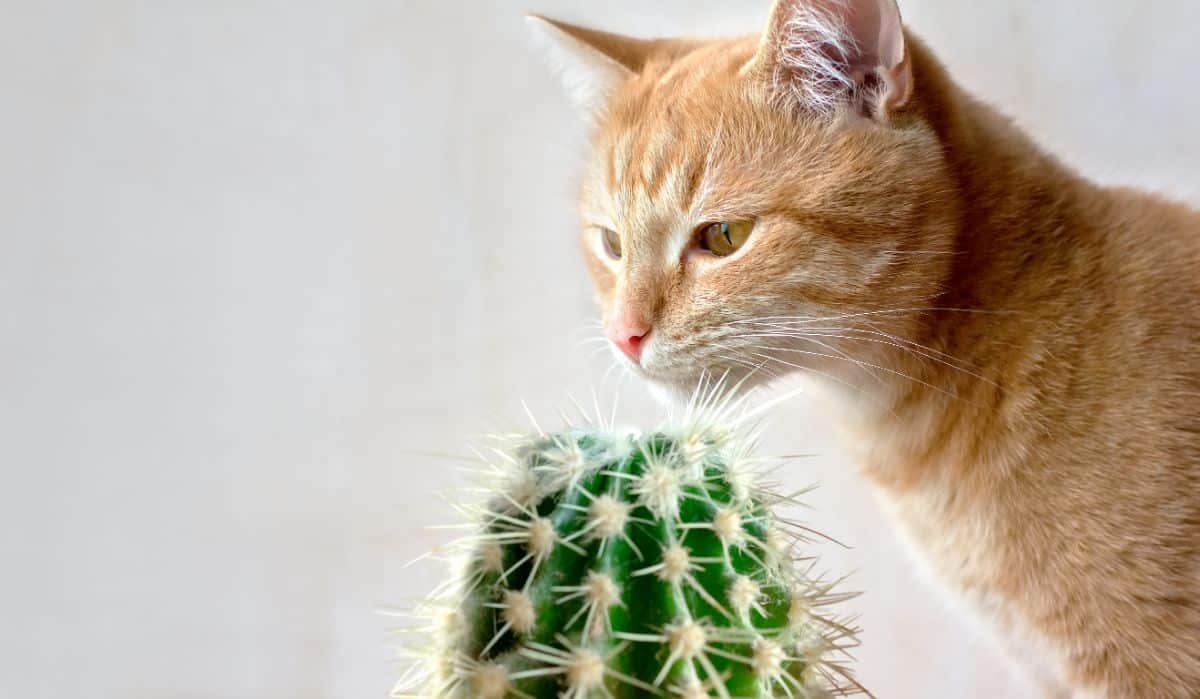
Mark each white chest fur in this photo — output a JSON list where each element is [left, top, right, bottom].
[[816, 377, 1070, 691], [873, 476, 1071, 695]]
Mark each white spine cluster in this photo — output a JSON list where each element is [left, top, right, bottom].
[[774, 2, 857, 112], [585, 495, 629, 540]]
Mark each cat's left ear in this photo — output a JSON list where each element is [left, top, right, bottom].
[[752, 0, 913, 117], [524, 15, 653, 116]]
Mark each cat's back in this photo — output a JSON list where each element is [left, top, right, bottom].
[[1063, 182, 1200, 469], [1093, 185, 1200, 413], [1101, 185, 1200, 282]]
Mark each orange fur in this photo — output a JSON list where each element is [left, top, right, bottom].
[[531, 2, 1200, 696]]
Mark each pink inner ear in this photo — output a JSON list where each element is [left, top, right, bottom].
[[825, 0, 905, 72], [873, 1, 907, 70]]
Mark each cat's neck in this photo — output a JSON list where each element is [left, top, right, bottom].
[[837, 36, 1112, 491], [912, 32, 1104, 293]]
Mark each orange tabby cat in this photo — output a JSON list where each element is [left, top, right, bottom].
[[528, 0, 1200, 696]]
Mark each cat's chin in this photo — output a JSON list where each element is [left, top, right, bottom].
[[638, 366, 778, 407], [644, 380, 689, 407]]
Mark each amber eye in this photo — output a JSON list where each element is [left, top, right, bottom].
[[600, 227, 622, 260], [697, 221, 754, 257]]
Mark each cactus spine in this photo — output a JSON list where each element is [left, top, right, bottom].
[[396, 397, 862, 698]]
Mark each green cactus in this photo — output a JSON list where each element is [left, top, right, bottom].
[[395, 401, 862, 698]]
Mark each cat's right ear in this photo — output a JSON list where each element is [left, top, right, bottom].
[[751, 0, 913, 117], [524, 15, 647, 116]]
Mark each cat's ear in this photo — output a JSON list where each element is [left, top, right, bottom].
[[525, 15, 650, 115], [752, 0, 912, 117]]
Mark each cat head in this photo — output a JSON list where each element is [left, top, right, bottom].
[[529, 0, 959, 398]]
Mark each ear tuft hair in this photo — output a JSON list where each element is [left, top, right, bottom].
[[774, 4, 857, 111]]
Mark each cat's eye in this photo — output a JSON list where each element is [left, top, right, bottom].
[[600, 227, 622, 260], [697, 220, 754, 257]]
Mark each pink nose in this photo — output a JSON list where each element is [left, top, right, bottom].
[[606, 314, 651, 363]]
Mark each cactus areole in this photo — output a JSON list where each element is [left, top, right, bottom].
[[397, 417, 862, 698]]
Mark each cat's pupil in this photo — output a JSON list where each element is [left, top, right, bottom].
[[699, 220, 753, 257]]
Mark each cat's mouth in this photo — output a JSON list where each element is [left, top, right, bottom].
[[627, 342, 774, 396]]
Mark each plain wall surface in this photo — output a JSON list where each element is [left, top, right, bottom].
[[2, 1, 1198, 697]]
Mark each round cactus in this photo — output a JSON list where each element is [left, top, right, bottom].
[[395, 402, 862, 698]]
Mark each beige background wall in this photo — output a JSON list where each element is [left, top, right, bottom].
[[2, 1, 1197, 697]]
